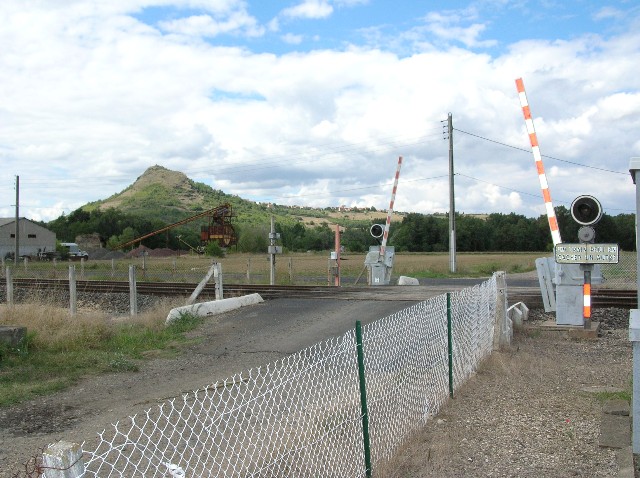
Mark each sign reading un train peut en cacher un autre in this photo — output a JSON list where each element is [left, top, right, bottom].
[[554, 243, 620, 264]]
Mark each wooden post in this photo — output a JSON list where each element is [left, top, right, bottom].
[[41, 441, 85, 478], [288, 257, 293, 284], [187, 262, 217, 305], [69, 265, 77, 316], [6, 267, 13, 305], [214, 262, 223, 300], [129, 265, 137, 316], [492, 272, 509, 350]]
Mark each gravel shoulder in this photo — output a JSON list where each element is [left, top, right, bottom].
[[380, 308, 633, 477]]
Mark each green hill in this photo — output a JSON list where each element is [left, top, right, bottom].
[[47, 165, 387, 252], [84, 165, 268, 225], [83, 164, 387, 229]]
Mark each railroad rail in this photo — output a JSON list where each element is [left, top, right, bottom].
[[6, 278, 638, 308]]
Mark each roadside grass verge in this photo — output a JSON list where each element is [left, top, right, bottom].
[[0, 299, 202, 407]]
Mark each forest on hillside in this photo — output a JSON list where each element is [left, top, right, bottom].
[[45, 206, 635, 254]]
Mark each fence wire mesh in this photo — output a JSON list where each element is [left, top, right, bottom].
[[26, 274, 499, 478], [1, 251, 636, 287]]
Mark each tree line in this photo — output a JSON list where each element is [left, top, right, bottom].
[[45, 206, 635, 254], [390, 208, 634, 253]]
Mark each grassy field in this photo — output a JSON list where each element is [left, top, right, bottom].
[[7, 251, 542, 282], [0, 299, 200, 407], [169, 251, 540, 283]]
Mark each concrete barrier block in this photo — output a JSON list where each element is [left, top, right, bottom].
[[507, 301, 530, 328], [166, 293, 263, 325], [519, 302, 530, 321], [508, 306, 523, 327], [397, 276, 420, 286], [0, 326, 27, 348]]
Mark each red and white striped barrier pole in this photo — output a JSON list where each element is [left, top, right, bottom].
[[515, 78, 562, 246], [380, 156, 403, 259]]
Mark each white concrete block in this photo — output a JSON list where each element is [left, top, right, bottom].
[[629, 309, 640, 342], [397, 276, 420, 286], [509, 306, 523, 327], [507, 301, 530, 328], [166, 293, 264, 325]]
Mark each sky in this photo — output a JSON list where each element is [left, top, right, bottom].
[[1, 0, 639, 230]]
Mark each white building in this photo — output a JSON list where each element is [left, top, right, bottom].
[[0, 218, 57, 259]]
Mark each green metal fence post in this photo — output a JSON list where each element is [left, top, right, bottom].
[[355, 320, 372, 477], [447, 292, 454, 398]]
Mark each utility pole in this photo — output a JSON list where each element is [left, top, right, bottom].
[[15, 175, 19, 261], [267, 216, 281, 285], [447, 113, 456, 273], [269, 216, 276, 285]]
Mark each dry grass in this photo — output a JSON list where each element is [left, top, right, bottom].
[[0, 296, 202, 406], [214, 251, 539, 282], [11, 252, 540, 285]]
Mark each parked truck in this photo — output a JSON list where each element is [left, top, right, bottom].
[[60, 242, 89, 260]]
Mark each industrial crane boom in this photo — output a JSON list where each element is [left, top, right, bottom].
[[113, 203, 234, 250]]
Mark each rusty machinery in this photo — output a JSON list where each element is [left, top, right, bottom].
[[113, 203, 237, 251]]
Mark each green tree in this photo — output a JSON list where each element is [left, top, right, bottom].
[[236, 225, 269, 253], [204, 240, 224, 257]]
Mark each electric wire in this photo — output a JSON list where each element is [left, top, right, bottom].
[[456, 172, 634, 213], [2, 123, 634, 215], [454, 128, 628, 175], [7, 127, 446, 187], [268, 174, 449, 200]]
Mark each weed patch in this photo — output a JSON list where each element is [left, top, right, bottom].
[[0, 303, 203, 407]]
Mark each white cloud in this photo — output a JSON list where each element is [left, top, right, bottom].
[[281, 32, 304, 44], [0, 1, 638, 222], [158, 11, 264, 37], [423, 9, 498, 48], [280, 0, 334, 20], [593, 6, 625, 21]]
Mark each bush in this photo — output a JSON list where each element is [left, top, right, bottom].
[[204, 241, 225, 258]]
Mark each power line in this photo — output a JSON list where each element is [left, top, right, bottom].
[[454, 128, 627, 175], [10, 128, 446, 187], [267, 174, 449, 200], [456, 172, 634, 213], [184, 130, 445, 177]]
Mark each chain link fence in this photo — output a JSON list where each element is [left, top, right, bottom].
[[23, 275, 499, 478], [600, 251, 637, 288], [2, 251, 636, 287]]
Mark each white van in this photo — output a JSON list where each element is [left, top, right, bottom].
[[60, 242, 89, 260]]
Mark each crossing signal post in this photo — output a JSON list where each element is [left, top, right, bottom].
[[553, 195, 618, 328], [365, 223, 394, 285]]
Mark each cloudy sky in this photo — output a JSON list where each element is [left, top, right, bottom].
[[1, 0, 639, 225]]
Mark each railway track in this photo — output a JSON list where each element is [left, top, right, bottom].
[[7, 278, 638, 308]]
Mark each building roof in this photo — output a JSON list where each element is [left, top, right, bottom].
[[0, 217, 46, 228]]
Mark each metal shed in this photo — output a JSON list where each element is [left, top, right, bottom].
[[0, 217, 57, 259]]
